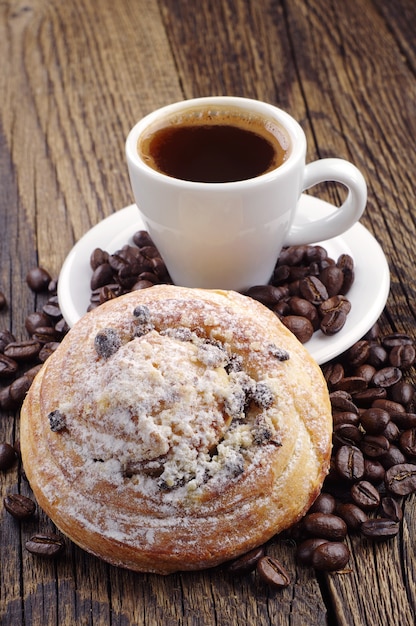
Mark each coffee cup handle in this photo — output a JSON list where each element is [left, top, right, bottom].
[[285, 158, 367, 245]]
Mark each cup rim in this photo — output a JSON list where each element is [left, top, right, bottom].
[[125, 96, 306, 187]]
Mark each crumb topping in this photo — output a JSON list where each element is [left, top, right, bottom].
[[48, 299, 290, 504]]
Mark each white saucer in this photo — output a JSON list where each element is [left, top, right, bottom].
[[58, 194, 390, 365]]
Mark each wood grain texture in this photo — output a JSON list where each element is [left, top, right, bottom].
[[1, 0, 416, 624]]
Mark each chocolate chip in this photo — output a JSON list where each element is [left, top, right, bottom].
[[197, 343, 228, 368], [160, 327, 193, 342], [252, 381, 274, 409], [267, 343, 290, 361], [94, 328, 122, 358], [132, 305, 151, 323], [48, 410, 66, 432]]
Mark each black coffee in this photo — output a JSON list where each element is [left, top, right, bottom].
[[138, 107, 290, 183]]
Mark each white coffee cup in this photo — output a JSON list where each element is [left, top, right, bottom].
[[125, 96, 367, 291]]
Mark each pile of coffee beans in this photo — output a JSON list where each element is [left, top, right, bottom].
[[0, 269, 68, 412], [88, 231, 172, 311], [246, 245, 354, 342], [1, 240, 416, 591], [0, 268, 68, 557], [88, 234, 354, 344]]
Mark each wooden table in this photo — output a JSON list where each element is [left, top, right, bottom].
[[1, 0, 415, 624]]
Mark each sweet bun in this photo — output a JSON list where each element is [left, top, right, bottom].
[[20, 285, 332, 574]]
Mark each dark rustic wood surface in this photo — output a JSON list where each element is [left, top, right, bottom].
[[1, 0, 416, 624]]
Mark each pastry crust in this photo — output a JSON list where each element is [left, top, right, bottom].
[[20, 285, 332, 574]]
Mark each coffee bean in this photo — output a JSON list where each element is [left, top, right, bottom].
[[322, 362, 345, 388], [55, 317, 69, 336], [256, 556, 291, 589], [352, 388, 387, 406], [42, 303, 62, 320], [308, 493, 336, 515], [354, 363, 377, 383], [335, 445, 365, 481], [319, 295, 351, 317], [363, 459, 385, 484], [330, 391, 358, 414], [0, 442, 17, 470], [367, 343, 389, 368], [363, 323, 381, 341], [32, 326, 59, 344], [319, 266, 344, 296], [132, 279, 156, 291], [382, 333, 413, 349], [346, 340, 370, 367], [0, 291, 7, 310], [132, 230, 154, 248], [372, 366, 402, 388], [39, 342, 60, 362], [90, 263, 114, 290], [296, 538, 328, 565], [26, 267, 52, 292], [0, 386, 14, 411], [287, 297, 319, 329], [311, 542, 350, 571], [4, 339, 41, 361], [350, 480, 380, 510], [245, 285, 289, 306], [90, 247, 109, 270], [0, 329, 15, 352], [389, 344, 416, 369], [360, 434, 390, 458], [360, 518, 400, 541], [320, 309, 347, 335], [380, 496, 403, 522], [4, 494, 36, 520], [299, 276, 328, 304], [281, 315, 314, 343], [337, 253, 355, 294], [385, 463, 416, 496], [227, 546, 265, 574], [25, 311, 51, 335], [373, 399, 405, 415], [151, 256, 171, 281], [333, 423, 362, 448], [332, 411, 360, 427], [389, 380, 415, 406], [382, 421, 400, 443], [399, 428, 416, 457], [99, 285, 120, 304], [360, 408, 390, 435], [25, 533, 64, 557], [276, 245, 307, 267], [302, 512, 347, 541], [332, 376, 367, 394], [9, 375, 32, 404], [0, 353, 19, 377], [336, 503, 368, 532], [380, 445, 407, 469], [390, 412, 416, 429]]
